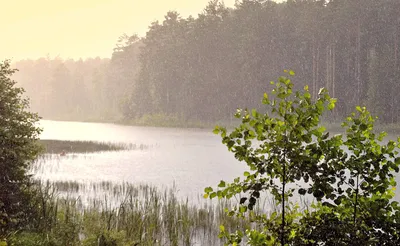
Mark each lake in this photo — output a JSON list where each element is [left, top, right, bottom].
[[35, 119, 400, 201], [35, 119, 245, 199]]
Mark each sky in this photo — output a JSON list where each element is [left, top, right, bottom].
[[2, 0, 236, 61]]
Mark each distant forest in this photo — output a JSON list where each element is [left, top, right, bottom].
[[14, 0, 400, 124]]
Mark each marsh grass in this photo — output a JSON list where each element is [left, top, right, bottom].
[[39, 140, 150, 154], [16, 180, 254, 246], [28, 154, 95, 176]]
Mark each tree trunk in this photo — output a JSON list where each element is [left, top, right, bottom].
[[356, 17, 361, 105], [312, 36, 317, 99], [332, 43, 336, 98]]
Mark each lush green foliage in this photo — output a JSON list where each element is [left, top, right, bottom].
[[0, 60, 42, 239], [117, 0, 400, 124], [4, 181, 251, 246], [12, 1, 400, 127], [206, 72, 400, 245]]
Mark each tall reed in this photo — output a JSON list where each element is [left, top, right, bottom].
[[19, 180, 254, 246]]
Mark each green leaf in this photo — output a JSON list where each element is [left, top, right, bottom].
[[318, 126, 326, 133], [328, 98, 337, 110], [218, 180, 226, 188], [298, 188, 306, 195], [227, 140, 235, 149], [289, 70, 295, 76], [334, 197, 342, 205], [204, 187, 213, 193], [251, 109, 257, 118], [213, 127, 220, 135]]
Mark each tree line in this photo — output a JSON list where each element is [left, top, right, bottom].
[[13, 34, 141, 122], [125, 0, 400, 124], [13, 0, 400, 125]]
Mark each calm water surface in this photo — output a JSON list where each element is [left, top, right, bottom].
[[36, 120, 245, 198], [36, 120, 400, 201]]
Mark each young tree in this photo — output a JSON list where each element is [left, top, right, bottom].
[[0, 60, 42, 239], [205, 71, 400, 245], [296, 106, 400, 245]]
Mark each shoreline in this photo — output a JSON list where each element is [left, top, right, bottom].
[[38, 117, 400, 135]]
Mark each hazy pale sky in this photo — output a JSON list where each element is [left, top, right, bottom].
[[2, 0, 236, 61]]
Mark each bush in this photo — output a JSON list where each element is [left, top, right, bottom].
[[0, 60, 42, 240], [206, 71, 400, 245]]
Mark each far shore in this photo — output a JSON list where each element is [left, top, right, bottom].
[[38, 116, 400, 135]]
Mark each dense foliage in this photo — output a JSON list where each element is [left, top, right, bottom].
[[206, 71, 400, 245], [13, 0, 400, 126], [12, 55, 134, 121], [12, 34, 141, 121], [0, 60, 42, 239], [123, 0, 400, 124], [3, 182, 248, 246]]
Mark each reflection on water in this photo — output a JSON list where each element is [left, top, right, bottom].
[[36, 120, 400, 201], [37, 120, 245, 199]]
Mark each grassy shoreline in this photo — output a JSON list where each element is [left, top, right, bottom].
[[7, 180, 254, 246], [38, 140, 150, 154]]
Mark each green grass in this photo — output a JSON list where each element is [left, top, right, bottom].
[[8, 180, 255, 246], [39, 140, 150, 154]]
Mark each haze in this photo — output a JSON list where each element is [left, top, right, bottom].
[[2, 0, 235, 60]]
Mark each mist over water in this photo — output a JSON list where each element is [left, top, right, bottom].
[[36, 120, 245, 199], [35, 120, 400, 203]]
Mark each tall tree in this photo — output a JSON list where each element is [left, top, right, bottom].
[[0, 60, 42, 239]]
